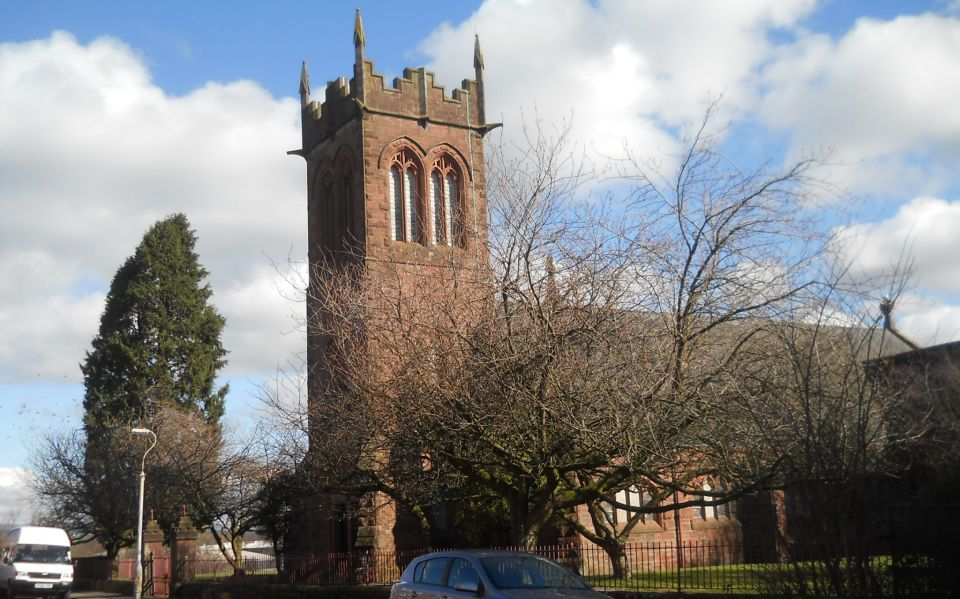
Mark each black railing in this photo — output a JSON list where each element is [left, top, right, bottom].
[[183, 542, 857, 589], [112, 539, 952, 597]]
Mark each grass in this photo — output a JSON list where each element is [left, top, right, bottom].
[[193, 567, 279, 580], [585, 562, 777, 593], [584, 556, 895, 595]]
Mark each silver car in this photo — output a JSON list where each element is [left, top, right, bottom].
[[390, 551, 609, 599]]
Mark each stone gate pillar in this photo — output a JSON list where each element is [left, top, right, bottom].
[[170, 507, 199, 585], [137, 512, 166, 596], [143, 510, 165, 560]]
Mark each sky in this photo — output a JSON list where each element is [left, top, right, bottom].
[[2, 0, 960, 519]]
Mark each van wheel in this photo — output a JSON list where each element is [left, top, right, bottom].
[[60, 591, 71, 599]]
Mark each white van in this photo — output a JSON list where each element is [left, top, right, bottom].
[[0, 527, 73, 599]]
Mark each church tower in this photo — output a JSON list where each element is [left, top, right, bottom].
[[290, 11, 493, 554], [295, 10, 489, 266]]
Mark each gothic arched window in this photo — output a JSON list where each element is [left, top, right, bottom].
[[609, 485, 659, 526], [429, 155, 461, 246], [389, 149, 421, 243], [390, 166, 403, 241], [696, 481, 730, 519]]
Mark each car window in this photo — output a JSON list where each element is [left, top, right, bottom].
[[418, 557, 450, 586], [447, 558, 480, 590], [12, 544, 69, 564], [413, 561, 426, 582], [480, 555, 587, 590]]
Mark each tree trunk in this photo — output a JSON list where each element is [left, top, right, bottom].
[[408, 504, 435, 547], [601, 542, 630, 579], [230, 535, 245, 576], [509, 500, 554, 549], [210, 527, 244, 576]]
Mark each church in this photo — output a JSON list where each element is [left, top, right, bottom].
[[288, 11, 759, 564]]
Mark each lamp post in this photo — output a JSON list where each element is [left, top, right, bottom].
[[131, 427, 157, 599]]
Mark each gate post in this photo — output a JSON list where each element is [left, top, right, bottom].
[[171, 506, 199, 587], [142, 511, 165, 596], [143, 511, 165, 559]]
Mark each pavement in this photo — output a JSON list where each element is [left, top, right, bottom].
[[72, 592, 131, 599]]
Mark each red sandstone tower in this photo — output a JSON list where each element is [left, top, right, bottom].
[[290, 11, 492, 554]]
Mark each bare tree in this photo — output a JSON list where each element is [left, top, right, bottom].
[[30, 403, 275, 568], [735, 269, 928, 597], [262, 109, 873, 557], [147, 405, 288, 575], [561, 479, 677, 578], [30, 426, 144, 556]]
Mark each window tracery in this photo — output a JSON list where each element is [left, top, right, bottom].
[[429, 155, 461, 246], [695, 481, 732, 519], [602, 485, 660, 527], [389, 148, 421, 242]]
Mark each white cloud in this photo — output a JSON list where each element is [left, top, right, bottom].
[[0, 32, 306, 384], [415, 1, 960, 205], [940, 0, 960, 14], [894, 293, 960, 346], [419, 0, 815, 162], [216, 264, 306, 376], [417, 0, 960, 350], [0, 293, 105, 381], [760, 14, 960, 196], [0, 467, 32, 524], [5, 6, 960, 394], [837, 197, 960, 294], [836, 197, 960, 345]]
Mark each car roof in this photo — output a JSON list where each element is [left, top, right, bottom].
[[412, 550, 552, 559]]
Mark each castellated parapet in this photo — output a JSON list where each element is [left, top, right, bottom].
[[300, 54, 486, 154]]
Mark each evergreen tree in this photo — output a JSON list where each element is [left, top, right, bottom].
[[69, 214, 228, 554], [82, 213, 228, 429]]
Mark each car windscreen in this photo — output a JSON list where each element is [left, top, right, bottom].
[[14, 544, 70, 563], [480, 555, 588, 590]]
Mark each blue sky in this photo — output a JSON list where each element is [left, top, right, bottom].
[[2, 2, 478, 98], [3, 0, 960, 518]]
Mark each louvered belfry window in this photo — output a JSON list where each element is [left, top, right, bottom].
[[389, 149, 421, 242], [429, 155, 460, 246]]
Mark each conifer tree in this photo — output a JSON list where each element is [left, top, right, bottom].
[[68, 214, 228, 553], [82, 213, 228, 429]]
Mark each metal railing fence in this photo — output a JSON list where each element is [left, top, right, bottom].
[[109, 539, 905, 595]]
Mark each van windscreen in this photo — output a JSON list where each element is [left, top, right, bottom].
[[14, 544, 69, 563]]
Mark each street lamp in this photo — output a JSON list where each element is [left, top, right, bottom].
[[131, 427, 157, 599]]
